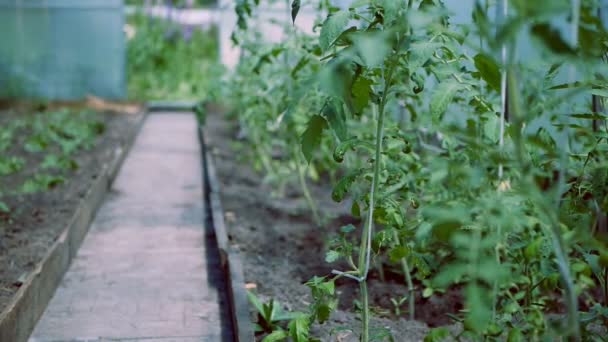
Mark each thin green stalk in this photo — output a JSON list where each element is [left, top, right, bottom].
[[356, 62, 397, 342], [294, 145, 322, 226], [392, 229, 415, 320], [360, 280, 370, 341]]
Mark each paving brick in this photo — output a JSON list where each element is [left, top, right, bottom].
[[31, 113, 232, 341]]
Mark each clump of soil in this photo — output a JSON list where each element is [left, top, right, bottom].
[[204, 110, 462, 341], [0, 107, 141, 313]]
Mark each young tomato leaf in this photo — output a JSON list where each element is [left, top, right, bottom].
[[352, 76, 373, 114], [288, 315, 310, 342], [318, 60, 355, 113], [301, 115, 328, 163], [332, 169, 362, 202], [291, 0, 300, 25], [430, 79, 460, 123], [379, 0, 401, 25], [464, 284, 492, 333], [473, 53, 500, 93], [333, 138, 374, 162], [351, 31, 391, 67], [320, 10, 350, 52], [262, 329, 288, 342], [323, 99, 347, 141]]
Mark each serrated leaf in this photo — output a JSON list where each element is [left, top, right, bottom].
[[300, 115, 327, 163], [341, 224, 356, 233], [333, 138, 374, 162], [465, 284, 492, 332], [291, 0, 300, 24], [325, 250, 341, 263], [317, 59, 355, 113], [379, 0, 401, 25], [351, 30, 391, 67], [352, 76, 373, 114], [332, 169, 362, 202], [315, 300, 337, 323], [320, 11, 350, 52], [288, 316, 310, 342], [389, 245, 411, 262], [323, 99, 347, 141], [262, 329, 288, 342], [408, 42, 441, 71], [430, 79, 460, 122], [473, 53, 500, 92]]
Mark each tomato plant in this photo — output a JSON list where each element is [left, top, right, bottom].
[[226, 0, 608, 340]]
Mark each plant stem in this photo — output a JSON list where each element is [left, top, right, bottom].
[[294, 145, 322, 226], [360, 280, 370, 342], [392, 229, 415, 320], [356, 61, 396, 342]]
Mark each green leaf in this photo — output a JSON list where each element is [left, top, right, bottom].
[[247, 291, 266, 317], [430, 79, 460, 123], [473, 53, 501, 93], [323, 99, 347, 141], [333, 138, 374, 162], [341, 224, 356, 233], [332, 169, 362, 202], [291, 56, 310, 78], [530, 23, 576, 56], [0, 201, 9, 213], [325, 250, 341, 263], [262, 329, 288, 342], [464, 284, 492, 333], [379, 0, 401, 25], [389, 245, 411, 262], [288, 316, 310, 342], [568, 113, 608, 120], [291, 0, 300, 24], [320, 11, 350, 52], [424, 327, 450, 342], [352, 76, 373, 114], [591, 88, 608, 97], [300, 115, 328, 163], [317, 59, 355, 113], [408, 42, 441, 71], [507, 328, 524, 342], [351, 30, 392, 68]]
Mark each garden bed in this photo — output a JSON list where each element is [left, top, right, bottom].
[[204, 110, 464, 341], [0, 103, 144, 340]]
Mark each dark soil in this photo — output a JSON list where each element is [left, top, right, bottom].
[[0, 107, 142, 314], [204, 110, 463, 341]]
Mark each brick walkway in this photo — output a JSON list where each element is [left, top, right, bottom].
[[30, 113, 232, 341]]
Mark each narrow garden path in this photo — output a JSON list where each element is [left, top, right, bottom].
[[30, 113, 233, 341]]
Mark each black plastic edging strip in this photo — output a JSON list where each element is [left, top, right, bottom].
[[197, 122, 254, 342]]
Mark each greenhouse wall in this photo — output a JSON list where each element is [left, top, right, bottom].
[[0, 0, 126, 100]]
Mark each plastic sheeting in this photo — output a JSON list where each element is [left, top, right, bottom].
[[0, 0, 126, 100]]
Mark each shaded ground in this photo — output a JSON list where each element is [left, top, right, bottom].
[[204, 110, 463, 341], [0, 108, 140, 314]]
